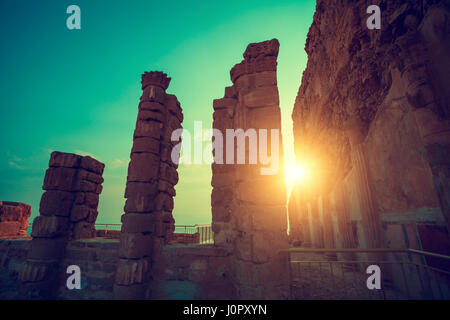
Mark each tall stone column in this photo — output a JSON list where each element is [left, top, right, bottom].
[[309, 198, 324, 248], [212, 39, 289, 299], [335, 183, 357, 268], [19, 151, 104, 298], [114, 71, 183, 300], [321, 194, 337, 260], [412, 6, 450, 233], [345, 118, 384, 248], [335, 184, 356, 250], [288, 183, 311, 247]]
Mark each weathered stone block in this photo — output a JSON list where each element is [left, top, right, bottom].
[[72, 221, 95, 240], [247, 106, 281, 129], [225, 86, 236, 98], [75, 179, 100, 193], [124, 194, 155, 213], [80, 156, 105, 175], [236, 179, 286, 206], [234, 71, 277, 90], [212, 205, 232, 223], [155, 193, 174, 212], [244, 205, 286, 232], [84, 192, 99, 209], [158, 180, 176, 197], [211, 172, 235, 188], [49, 152, 82, 168], [166, 94, 183, 122], [115, 258, 150, 285], [121, 213, 157, 234], [234, 232, 253, 262], [242, 86, 279, 108], [160, 163, 178, 185], [252, 230, 287, 263], [211, 187, 234, 207], [43, 167, 77, 191], [124, 181, 158, 198], [131, 137, 161, 155], [0, 221, 22, 237], [31, 215, 68, 238], [40, 191, 75, 217], [138, 109, 165, 123], [134, 120, 164, 139], [27, 237, 66, 260], [127, 153, 160, 182], [139, 101, 165, 113], [77, 169, 104, 184], [70, 205, 95, 222], [213, 98, 237, 110], [118, 232, 153, 259]]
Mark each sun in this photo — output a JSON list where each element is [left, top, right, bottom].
[[292, 164, 310, 182]]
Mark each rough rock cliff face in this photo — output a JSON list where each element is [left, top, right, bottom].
[[290, 0, 450, 252]]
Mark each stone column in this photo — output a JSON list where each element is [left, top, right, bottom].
[[413, 6, 450, 234], [212, 39, 289, 299], [114, 71, 183, 300], [335, 183, 357, 269], [321, 194, 336, 260], [335, 184, 356, 250], [288, 183, 311, 247], [298, 195, 312, 248], [345, 118, 384, 248], [309, 198, 324, 248], [19, 151, 104, 298]]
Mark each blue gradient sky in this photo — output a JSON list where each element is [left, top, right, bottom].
[[0, 0, 315, 227]]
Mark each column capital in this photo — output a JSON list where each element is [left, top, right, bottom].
[[141, 71, 171, 90], [230, 39, 279, 83]]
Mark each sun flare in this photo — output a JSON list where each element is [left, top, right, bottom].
[[292, 164, 310, 182]]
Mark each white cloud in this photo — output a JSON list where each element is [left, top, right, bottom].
[[109, 158, 127, 169], [8, 160, 25, 170]]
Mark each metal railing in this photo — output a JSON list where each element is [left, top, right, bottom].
[[94, 223, 214, 244], [280, 248, 450, 300], [172, 224, 214, 244], [95, 223, 121, 236]]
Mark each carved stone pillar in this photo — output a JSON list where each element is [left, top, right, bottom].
[[114, 71, 182, 300], [321, 194, 337, 260], [19, 151, 104, 298], [309, 198, 324, 248], [335, 183, 357, 269], [212, 39, 289, 299], [289, 183, 312, 247], [345, 118, 384, 248]]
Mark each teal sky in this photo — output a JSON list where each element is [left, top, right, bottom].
[[0, 0, 315, 228]]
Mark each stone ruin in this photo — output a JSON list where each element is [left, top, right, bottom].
[[19, 151, 104, 298], [1, 1, 450, 299], [212, 39, 290, 299], [114, 71, 183, 299], [288, 0, 450, 264], [0, 202, 31, 238]]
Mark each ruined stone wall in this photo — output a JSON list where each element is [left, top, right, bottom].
[[19, 151, 104, 298], [212, 39, 290, 299], [150, 245, 235, 299], [0, 202, 31, 238], [290, 0, 450, 255], [115, 71, 183, 299], [0, 239, 236, 300]]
